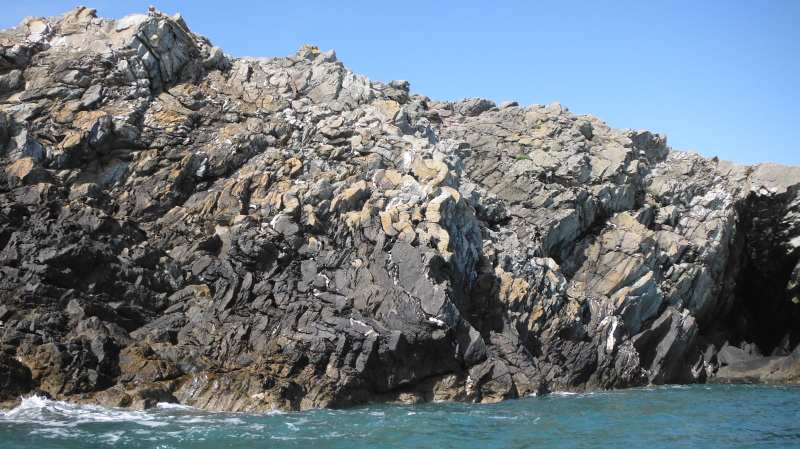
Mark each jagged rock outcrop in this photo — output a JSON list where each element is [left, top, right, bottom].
[[1, 7, 799, 411]]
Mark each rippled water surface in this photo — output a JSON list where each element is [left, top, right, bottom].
[[1, 384, 798, 448]]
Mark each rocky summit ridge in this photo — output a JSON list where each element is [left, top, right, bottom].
[[1, 7, 799, 411]]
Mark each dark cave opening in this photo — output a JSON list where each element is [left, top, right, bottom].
[[718, 187, 800, 356], [728, 258, 800, 355]]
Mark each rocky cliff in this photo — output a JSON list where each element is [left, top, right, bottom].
[[1, 7, 799, 411]]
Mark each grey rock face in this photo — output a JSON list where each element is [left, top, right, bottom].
[[1, 7, 799, 411]]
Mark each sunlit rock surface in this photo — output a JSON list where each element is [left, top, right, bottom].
[[1, 7, 799, 411]]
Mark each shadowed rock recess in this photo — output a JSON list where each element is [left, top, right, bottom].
[[1, 7, 799, 411]]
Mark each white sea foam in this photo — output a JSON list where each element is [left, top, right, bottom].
[[2, 396, 160, 425], [30, 427, 75, 438], [485, 415, 521, 421], [156, 402, 198, 411], [2, 395, 49, 419], [100, 430, 125, 444], [551, 391, 578, 396], [270, 436, 319, 441], [176, 416, 216, 424], [135, 420, 170, 427]]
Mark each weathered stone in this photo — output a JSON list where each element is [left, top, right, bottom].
[[1, 6, 799, 414], [5, 128, 45, 162], [0, 353, 32, 404], [713, 344, 800, 384], [3, 157, 52, 186], [0, 69, 24, 93], [454, 97, 496, 116]]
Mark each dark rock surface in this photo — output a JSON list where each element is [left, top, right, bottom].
[[1, 7, 799, 411]]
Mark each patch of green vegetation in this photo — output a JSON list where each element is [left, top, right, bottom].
[[646, 187, 660, 197], [591, 136, 599, 142], [515, 155, 532, 161]]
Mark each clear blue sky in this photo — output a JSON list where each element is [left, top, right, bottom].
[[2, 1, 799, 166]]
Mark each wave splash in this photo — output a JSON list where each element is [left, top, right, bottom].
[[2, 395, 171, 423]]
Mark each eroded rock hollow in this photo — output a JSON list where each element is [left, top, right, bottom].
[[1, 7, 799, 411]]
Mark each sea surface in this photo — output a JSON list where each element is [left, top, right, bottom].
[[1, 384, 798, 448]]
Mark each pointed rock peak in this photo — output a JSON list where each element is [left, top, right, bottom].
[[148, 5, 164, 17], [296, 45, 337, 63]]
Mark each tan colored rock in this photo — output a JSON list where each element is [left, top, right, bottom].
[[5, 157, 51, 185]]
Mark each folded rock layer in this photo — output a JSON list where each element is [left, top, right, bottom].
[[1, 7, 799, 411]]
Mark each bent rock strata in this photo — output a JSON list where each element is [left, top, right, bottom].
[[1, 7, 799, 411]]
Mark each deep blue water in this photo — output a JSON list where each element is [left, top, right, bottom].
[[1, 384, 798, 448]]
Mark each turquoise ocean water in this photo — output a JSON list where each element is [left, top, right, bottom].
[[1, 384, 798, 448]]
